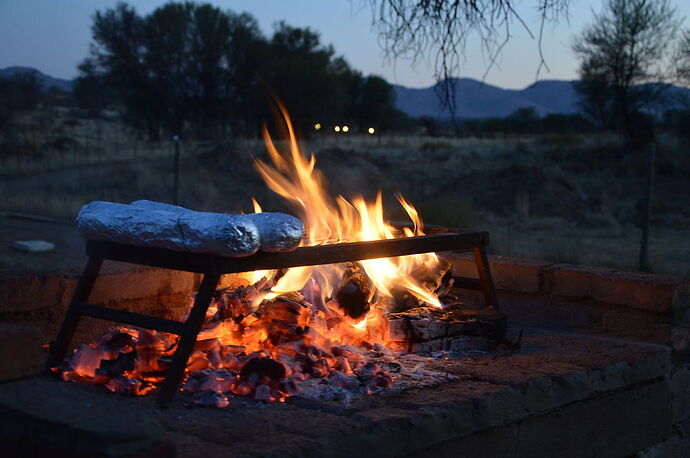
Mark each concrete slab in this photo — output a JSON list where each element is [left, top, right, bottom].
[[0, 329, 672, 457]]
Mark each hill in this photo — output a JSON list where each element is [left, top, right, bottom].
[[393, 78, 579, 119], [0, 66, 73, 92]]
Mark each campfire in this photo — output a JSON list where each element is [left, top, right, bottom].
[[52, 103, 502, 407]]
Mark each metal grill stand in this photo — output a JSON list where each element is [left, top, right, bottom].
[[46, 230, 499, 407]]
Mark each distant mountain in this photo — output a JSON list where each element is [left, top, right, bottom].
[[0, 66, 73, 92], [393, 78, 690, 119], [393, 78, 580, 119]]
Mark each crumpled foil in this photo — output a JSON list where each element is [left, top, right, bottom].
[[77, 201, 260, 257], [130, 200, 303, 252], [76, 200, 303, 257], [243, 212, 304, 252]]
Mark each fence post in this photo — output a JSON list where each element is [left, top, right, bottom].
[[172, 135, 180, 205], [638, 142, 656, 272]]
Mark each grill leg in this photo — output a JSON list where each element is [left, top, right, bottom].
[[157, 273, 220, 407], [46, 256, 104, 370], [472, 245, 499, 311]]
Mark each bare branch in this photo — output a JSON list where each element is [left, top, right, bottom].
[[367, 0, 571, 121]]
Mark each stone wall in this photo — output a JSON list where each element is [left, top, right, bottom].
[[0, 265, 249, 381], [1, 253, 690, 455], [448, 253, 690, 354], [448, 252, 690, 456]]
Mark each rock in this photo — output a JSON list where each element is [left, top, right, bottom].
[[13, 240, 55, 253]]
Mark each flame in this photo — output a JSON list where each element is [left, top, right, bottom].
[[253, 101, 442, 310], [251, 198, 263, 214]]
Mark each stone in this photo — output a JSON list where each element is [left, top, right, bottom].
[[13, 240, 55, 253], [674, 283, 690, 321], [0, 377, 167, 457], [544, 264, 687, 313], [0, 323, 45, 381], [0, 329, 675, 458], [446, 253, 554, 294], [670, 363, 690, 424], [636, 417, 690, 458], [671, 326, 690, 359], [423, 381, 672, 458]]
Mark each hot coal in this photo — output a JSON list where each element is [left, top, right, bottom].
[[55, 255, 468, 407]]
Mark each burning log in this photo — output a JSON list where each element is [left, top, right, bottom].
[[76, 200, 304, 257], [334, 264, 372, 319], [381, 257, 454, 312]]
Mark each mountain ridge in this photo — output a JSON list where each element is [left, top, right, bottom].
[[0, 66, 73, 92], [392, 78, 580, 119], [3, 66, 688, 119]]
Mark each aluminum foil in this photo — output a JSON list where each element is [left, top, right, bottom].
[[131, 200, 303, 252], [76, 201, 260, 257], [76, 200, 304, 256], [244, 212, 304, 252]]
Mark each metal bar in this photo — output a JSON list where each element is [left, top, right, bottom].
[[157, 273, 220, 407], [87, 231, 489, 275], [75, 303, 186, 335], [451, 277, 484, 291], [46, 257, 103, 370], [472, 246, 500, 311]]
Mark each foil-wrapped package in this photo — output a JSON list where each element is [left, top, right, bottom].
[[76, 200, 304, 256], [243, 213, 303, 252], [130, 200, 304, 252], [76, 201, 261, 257]]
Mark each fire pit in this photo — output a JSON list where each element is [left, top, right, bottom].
[[45, 103, 504, 408], [47, 228, 502, 407]]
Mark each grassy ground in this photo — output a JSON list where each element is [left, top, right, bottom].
[[2, 110, 689, 278]]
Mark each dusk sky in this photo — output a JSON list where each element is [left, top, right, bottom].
[[1, 1, 689, 89]]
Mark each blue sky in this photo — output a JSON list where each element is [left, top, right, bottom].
[[1, 1, 688, 89]]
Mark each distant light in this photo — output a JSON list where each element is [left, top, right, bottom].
[[314, 123, 321, 130], [334, 126, 341, 132], [368, 127, 375, 134], [342, 125, 349, 133]]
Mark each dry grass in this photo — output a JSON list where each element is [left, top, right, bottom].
[[2, 111, 689, 279]]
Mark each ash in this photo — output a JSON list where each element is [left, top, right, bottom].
[[294, 347, 457, 405]]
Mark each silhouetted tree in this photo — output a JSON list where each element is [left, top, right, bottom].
[[79, 2, 414, 139], [0, 73, 42, 131], [73, 59, 114, 115], [572, 0, 683, 139], [507, 107, 540, 133], [264, 22, 354, 133]]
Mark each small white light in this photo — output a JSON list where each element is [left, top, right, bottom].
[[368, 127, 375, 134], [334, 126, 341, 132], [314, 123, 321, 130], [342, 125, 349, 133]]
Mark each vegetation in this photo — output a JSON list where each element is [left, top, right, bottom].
[[572, 0, 689, 142], [1, 0, 689, 279], [368, 0, 571, 120], [0, 73, 43, 130], [72, 2, 411, 140]]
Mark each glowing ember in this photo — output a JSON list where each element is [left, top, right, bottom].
[[55, 103, 455, 406]]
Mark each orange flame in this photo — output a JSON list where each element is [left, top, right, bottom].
[[253, 101, 442, 310]]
